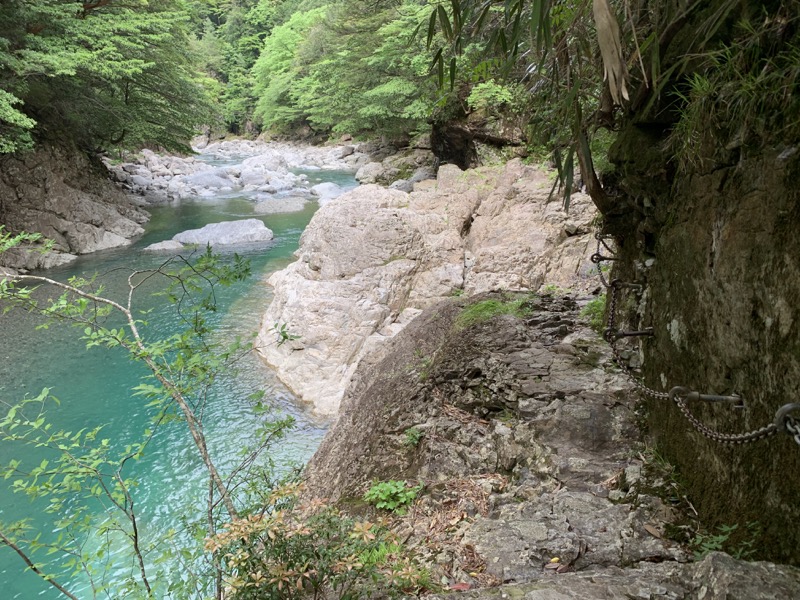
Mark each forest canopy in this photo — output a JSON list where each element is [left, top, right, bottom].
[[0, 0, 211, 154], [1, 0, 797, 191]]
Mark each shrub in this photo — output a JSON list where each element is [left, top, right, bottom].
[[580, 295, 606, 333], [206, 484, 429, 599]]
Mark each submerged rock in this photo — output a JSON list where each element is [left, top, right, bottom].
[[253, 196, 308, 214]]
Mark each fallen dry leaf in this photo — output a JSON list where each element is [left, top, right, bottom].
[[643, 523, 662, 538], [449, 582, 472, 591]]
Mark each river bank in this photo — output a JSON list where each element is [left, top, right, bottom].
[[0, 139, 370, 272]]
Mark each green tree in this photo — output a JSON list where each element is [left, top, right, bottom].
[[0, 0, 211, 154], [251, 1, 442, 138]]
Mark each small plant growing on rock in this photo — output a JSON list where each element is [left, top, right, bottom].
[[454, 296, 533, 330], [691, 521, 759, 561], [403, 427, 424, 447], [364, 480, 423, 514], [272, 321, 300, 346], [580, 295, 606, 333]]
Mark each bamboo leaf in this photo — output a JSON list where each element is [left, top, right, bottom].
[[450, 0, 462, 32], [426, 9, 437, 48], [429, 47, 444, 88], [475, 2, 493, 33], [438, 5, 453, 41]]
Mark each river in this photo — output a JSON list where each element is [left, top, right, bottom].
[[0, 163, 357, 598]]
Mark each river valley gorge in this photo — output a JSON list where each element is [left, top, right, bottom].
[[2, 137, 800, 599]]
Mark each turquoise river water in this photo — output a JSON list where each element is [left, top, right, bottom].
[[0, 167, 357, 598]]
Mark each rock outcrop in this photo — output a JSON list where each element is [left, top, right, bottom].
[[0, 143, 148, 270], [256, 160, 599, 414], [302, 293, 800, 597]]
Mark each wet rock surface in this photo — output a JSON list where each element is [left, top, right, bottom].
[[258, 160, 599, 414], [303, 293, 800, 597]]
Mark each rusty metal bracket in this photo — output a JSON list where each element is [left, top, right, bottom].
[[669, 386, 745, 409]]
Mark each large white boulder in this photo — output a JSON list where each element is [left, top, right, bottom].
[[256, 160, 599, 415], [172, 219, 274, 246], [355, 162, 385, 184]]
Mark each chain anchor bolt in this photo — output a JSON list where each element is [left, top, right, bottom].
[[591, 252, 618, 264], [669, 386, 745, 409], [603, 327, 654, 342], [610, 280, 643, 292]]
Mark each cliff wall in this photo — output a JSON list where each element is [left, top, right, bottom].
[[606, 132, 800, 564], [0, 144, 148, 270]]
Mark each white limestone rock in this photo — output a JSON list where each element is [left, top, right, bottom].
[[143, 240, 185, 252], [257, 160, 599, 415], [173, 219, 274, 246], [355, 162, 385, 184]]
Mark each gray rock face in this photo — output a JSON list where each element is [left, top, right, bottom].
[[257, 160, 598, 414], [0, 143, 148, 270], [425, 553, 800, 599], [172, 219, 273, 246], [303, 294, 800, 597]]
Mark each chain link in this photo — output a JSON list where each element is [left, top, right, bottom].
[[594, 233, 614, 289], [594, 230, 793, 445], [786, 417, 800, 446], [672, 394, 779, 445]]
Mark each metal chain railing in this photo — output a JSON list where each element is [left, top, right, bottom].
[[593, 232, 800, 446]]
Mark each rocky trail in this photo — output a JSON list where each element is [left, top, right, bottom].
[[302, 292, 800, 598]]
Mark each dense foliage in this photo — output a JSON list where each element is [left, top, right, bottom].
[[0, 0, 211, 154]]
